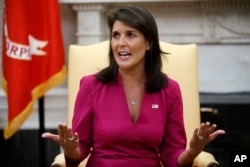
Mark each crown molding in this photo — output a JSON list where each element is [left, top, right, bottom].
[[109, 1, 250, 11], [70, 1, 250, 13]]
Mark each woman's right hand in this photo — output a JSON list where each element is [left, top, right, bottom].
[[42, 123, 82, 161]]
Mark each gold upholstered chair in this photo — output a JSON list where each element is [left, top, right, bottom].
[[51, 40, 220, 167]]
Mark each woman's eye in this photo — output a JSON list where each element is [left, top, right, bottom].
[[128, 33, 135, 38], [112, 33, 120, 39]]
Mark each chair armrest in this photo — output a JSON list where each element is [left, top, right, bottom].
[[51, 153, 65, 167], [51, 151, 218, 167], [193, 151, 219, 167], [51, 153, 89, 167]]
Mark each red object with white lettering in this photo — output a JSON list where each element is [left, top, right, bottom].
[[2, 0, 66, 139]]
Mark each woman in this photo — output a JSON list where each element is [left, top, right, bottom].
[[42, 5, 225, 167]]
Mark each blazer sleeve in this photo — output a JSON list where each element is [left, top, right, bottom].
[[159, 81, 188, 167], [66, 76, 93, 166]]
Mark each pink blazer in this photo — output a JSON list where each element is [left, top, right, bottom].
[[67, 73, 187, 167]]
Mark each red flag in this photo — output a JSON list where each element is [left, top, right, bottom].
[[2, 0, 66, 139]]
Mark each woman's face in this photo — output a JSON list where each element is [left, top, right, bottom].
[[111, 21, 149, 72]]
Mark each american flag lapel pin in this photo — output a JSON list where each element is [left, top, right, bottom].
[[151, 104, 159, 109]]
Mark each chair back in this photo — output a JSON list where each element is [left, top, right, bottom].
[[67, 40, 200, 142]]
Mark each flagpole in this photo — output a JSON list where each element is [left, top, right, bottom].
[[38, 96, 46, 167]]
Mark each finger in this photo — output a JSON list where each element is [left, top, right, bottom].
[[197, 123, 205, 136], [73, 132, 79, 139], [58, 123, 65, 140], [67, 127, 73, 139], [67, 130, 80, 143], [73, 132, 80, 143], [193, 128, 199, 139], [66, 128, 76, 142], [205, 122, 211, 128], [208, 124, 217, 133], [197, 122, 211, 141], [190, 127, 205, 151], [203, 122, 211, 138], [61, 123, 70, 143], [41, 132, 54, 139], [203, 122, 211, 129], [209, 129, 226, 142], [41, 132, 59, 143]]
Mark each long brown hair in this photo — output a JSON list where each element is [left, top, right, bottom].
[[96, 5, 167, 92]]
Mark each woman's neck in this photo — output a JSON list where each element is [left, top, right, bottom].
[[119, 68, 146, 88]]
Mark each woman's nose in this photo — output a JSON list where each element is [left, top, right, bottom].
[[118, 36, 126, 46]]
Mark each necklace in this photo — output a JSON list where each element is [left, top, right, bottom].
[[124, 87, 143, 107], [124, 90, 137, 107], [127, 95, 136, 107]]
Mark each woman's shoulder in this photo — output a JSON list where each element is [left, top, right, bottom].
[[160, 76, 181, 96], [165, 76, 180, 89], [79, 73, 99, 86], [81, 73, 96, 81], [161, 76, 182, 100]]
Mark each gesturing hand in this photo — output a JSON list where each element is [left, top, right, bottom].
[[189, 122, 225, 153], [42, 123, 82, 160]]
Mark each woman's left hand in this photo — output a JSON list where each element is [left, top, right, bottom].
[[189, 122, 225, 153]]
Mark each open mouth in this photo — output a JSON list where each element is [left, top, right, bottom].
[[119, 51, 131, 59]]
